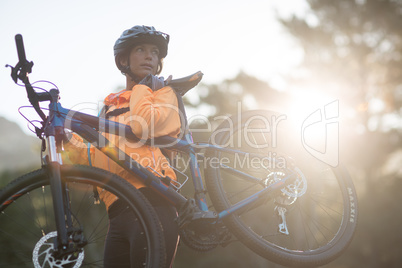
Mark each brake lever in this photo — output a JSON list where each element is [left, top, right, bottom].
[[7, 34, 47, 121], [6, 34, 34, 84], [6, 61, 33, 83]]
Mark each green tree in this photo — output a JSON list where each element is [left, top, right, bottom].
[[280, 0, 402, 114], [278, 0, 402, 267], [185, 71, 290, 142]]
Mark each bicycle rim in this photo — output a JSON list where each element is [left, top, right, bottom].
[[206, 110, 357, 267], [0, 165, 166, 268]]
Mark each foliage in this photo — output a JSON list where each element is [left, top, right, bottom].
[[279, 0, 402, 127], [185, 71, 290, 143], [278, 0, 402, 186], [0, 167, 35, 188], [186, 71, 290, 117]]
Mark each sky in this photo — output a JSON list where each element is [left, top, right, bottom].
[[0, 0, 308, 134]]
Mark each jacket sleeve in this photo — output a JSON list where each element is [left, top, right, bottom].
[[129, 85, 181, 138], [130, 85, 180, 139]]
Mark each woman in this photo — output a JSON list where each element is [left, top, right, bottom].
[[65, 25, 181, 267]]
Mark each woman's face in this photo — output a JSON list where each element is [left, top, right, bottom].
[[125, 43, 160, 80]]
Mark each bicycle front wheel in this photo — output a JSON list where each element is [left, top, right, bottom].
[[205, 110, 358, 267], [0, 165, 166, 268]]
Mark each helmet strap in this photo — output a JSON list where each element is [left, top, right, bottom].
[[122, 57, 141, 83]]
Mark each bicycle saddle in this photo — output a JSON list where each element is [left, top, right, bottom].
[[167, 71, 203, 96]]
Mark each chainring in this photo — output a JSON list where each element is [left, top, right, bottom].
[[179, 221, 232, 252]]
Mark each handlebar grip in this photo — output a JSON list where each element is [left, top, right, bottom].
[[36, 92, 52, 102], [15, 34, 27, 63]]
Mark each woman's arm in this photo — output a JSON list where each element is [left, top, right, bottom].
[[129, 85, 181, 138]]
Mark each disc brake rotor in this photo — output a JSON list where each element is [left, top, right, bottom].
[[32, 231, 84, 268], [264, 167, 307, 205]]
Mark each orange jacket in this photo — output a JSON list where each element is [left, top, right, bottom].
[[64, 84, 181, 209]]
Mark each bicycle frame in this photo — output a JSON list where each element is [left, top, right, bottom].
[[45, 91, 294, 222]]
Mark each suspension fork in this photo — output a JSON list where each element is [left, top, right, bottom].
[[62, 180, 74, 231], [46, 128, 70, 252]]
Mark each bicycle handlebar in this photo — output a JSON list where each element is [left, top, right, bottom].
[[10, 34, 47, 121], [15, 34, 27, 63]]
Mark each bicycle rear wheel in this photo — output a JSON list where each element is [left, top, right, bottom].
[[0, 165, 166, 268], [205, 110, 358, 267]]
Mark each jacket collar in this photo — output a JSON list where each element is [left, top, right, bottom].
[[104, 89, 131, 106]]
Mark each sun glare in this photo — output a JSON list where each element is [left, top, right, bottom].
[[286, 89, 337, 124], [279, 87, 342, 166]]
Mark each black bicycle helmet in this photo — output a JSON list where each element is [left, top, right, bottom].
[[114, 25, 170, 59]]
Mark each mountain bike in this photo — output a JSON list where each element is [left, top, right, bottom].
[[0, 34, 358, 267]]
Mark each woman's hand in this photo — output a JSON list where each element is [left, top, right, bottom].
[[139, 74, 172, 91]]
